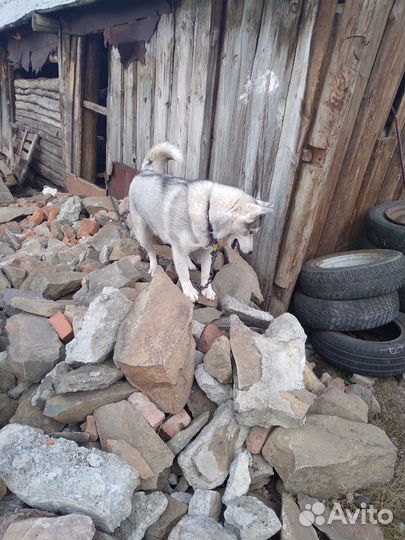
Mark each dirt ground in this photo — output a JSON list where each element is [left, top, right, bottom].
[[363, 376, 405, 540]]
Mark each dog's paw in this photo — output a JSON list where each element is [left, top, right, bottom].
[[182, 282, 199, 303], [202, 284, 216, 301]]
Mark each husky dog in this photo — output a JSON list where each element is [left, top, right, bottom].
[[129, 142, 272, 302]]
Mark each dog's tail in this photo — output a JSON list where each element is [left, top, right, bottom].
[[141, 142, 183, 174]]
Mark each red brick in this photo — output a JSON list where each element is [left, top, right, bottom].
[[160, 409, 191, 439], [46, 207, 60, 222], [84, 415, 98, 441], [77, 219, 100, 238], [246, 426, 272, 454], [29, 209, 45, 226], [199, 324, 228, 353], [49, 312, 74, 343]]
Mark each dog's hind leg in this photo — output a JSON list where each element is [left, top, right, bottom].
[[172, 245, 199, 303], [132, 213, 158, 276], [199, 248, 216, 300], [187, 256, 197, 271]]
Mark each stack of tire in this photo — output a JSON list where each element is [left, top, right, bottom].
[[293, 201, 405, 377]]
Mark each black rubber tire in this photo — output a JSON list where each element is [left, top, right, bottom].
[[299, 249, 405, 300], [293, 289, 399, 331], [365, 201, 405, 253], [310, 314, 405, 377], [400, 286, 405, 313]]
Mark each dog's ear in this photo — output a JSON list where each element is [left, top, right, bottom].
[[251, 200, 273, 216]]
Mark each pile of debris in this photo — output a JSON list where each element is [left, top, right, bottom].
[[0, 190, 397, 539]]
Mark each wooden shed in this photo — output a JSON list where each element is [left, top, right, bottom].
[[0, 0, 404, 312]]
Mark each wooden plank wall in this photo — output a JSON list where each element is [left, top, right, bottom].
[[13, 77, 65, 187], [105, 0, 405, 311]]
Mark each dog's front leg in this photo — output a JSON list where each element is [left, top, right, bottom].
[[172, 246, 199, 303], [199, 248, 216, 300]]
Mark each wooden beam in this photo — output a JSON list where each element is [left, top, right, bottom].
[[83, 99, 107, 116], [81, 34, 102, 182], [318, 0, 405, 254], [271, 0, 394, 315], [32, 13, 59, 33]]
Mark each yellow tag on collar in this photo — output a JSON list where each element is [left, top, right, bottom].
[[211, 242, 220, 252]]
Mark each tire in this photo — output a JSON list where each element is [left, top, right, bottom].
[[293, 289, 399, 331], [365, 201, 405, 253], [310, 314, 405, 377], [400, 286, 405, 313], [299, 249, 405, 300]]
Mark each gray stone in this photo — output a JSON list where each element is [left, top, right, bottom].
[[192, 320, 204, 340], [167, 412, 210, 455], [10, 396, 65, 433], [249, 454, 274, 490], [224, 496, 282, 540], [57, 196, 82, 225], [297, 494, 384, 540], [170, 492, 191, 505], [54, 362, 123, 394], [346, 384, 381, 417], [10, 297, 65, 317], [0, 393, 18, 427], [0, 289, 40, 317], [168, 516, 237, 540], [29, 271, 85, 300], [64, 304, 87, 335], [281, 493, 318, 540], [212, 263, 253, 305], [109, 238, 140, 261], [44, 381, 134, 423], [91, 223, 123, 252], [0, 352, 16, 393], [203, 335, 232, 384], [188, 489, 222, 520], [2, 266, 26, 289], [114, 267, 194, 414], [0, 243, 15, 257], [0, 270, 11, 290], [2, 514, 95, 540], [83, 258, 142, 304], [303, 362, 325, 395], [262, 415, 397, 498], [194, 364, 233, 405], [82, 196, 114, 215], [178, 401, 248, 489], [94, 400, 174, 490], [187, 383, 218, 420], [6, 313, 64, 383], [309, 387, 369, 423], [193, 307, 222, 325], [223, 449, 251, 505], [221, 295, 273, 328], [116, 491, 168, 540], [145, 496, 188, 540], [31, 362, 72, 409], [0, 424, 139, 532], [232, 314, 308, 428], [351, 374, 375, 387], [66, 287, 132, 365], [0, 206, 37, 224], [7, 380, 30, 400]]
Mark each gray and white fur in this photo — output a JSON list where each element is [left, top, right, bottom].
[[129, 142, 272, 302]]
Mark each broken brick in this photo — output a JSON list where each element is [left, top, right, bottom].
[[49, 312, 74, 343]]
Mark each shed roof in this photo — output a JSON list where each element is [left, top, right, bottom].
[[0, 0, 94, 31]]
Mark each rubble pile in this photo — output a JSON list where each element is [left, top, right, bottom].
[[0, 191, 396, 539]]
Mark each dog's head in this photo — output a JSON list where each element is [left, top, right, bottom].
[[217, 194, 272, 254]]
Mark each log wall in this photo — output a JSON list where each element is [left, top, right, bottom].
[[105, 0, 405, 312], [13, 77, 64, 187]]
